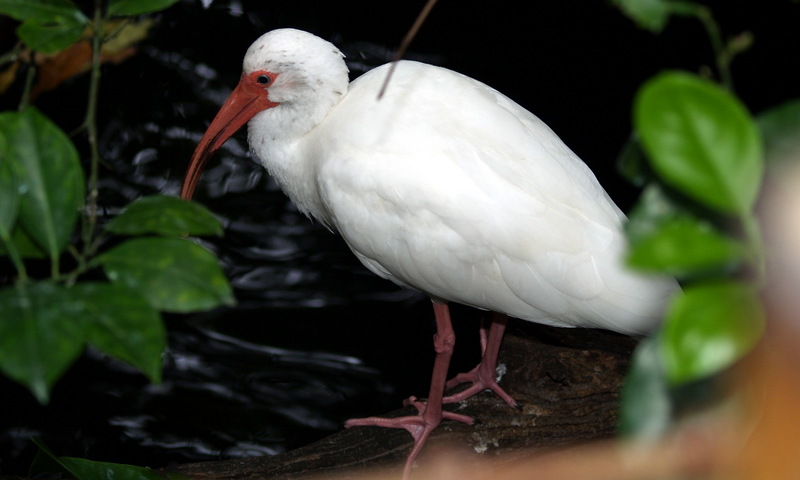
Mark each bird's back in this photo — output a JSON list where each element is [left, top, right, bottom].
[[307, 61, 676, 335]]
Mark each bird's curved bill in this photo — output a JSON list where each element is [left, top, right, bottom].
[[181, 73, 276, 200]]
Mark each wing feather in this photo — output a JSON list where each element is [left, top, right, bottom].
[[312, 61, 674, 333]]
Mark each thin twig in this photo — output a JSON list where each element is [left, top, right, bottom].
[[670, 2, 733, 90], [80, 0, 105, 261], [0, 44, 23, 68], [694, 7, 734, 91], [377, 0, 440, 99], [18, 59, 35, 111]]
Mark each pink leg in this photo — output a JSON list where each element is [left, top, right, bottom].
[[443, 312, 517, 407], [344, 301, 473, 479]]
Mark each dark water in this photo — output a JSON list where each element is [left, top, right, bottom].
[[1, 0, 796, 475]]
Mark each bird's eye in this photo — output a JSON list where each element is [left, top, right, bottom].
[[257, 74, 271, 85]]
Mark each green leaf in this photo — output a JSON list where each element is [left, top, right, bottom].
[[30, 438, 166, 480], [28, 438, 67, 477], [627, 215, 747, 278], [0, 108, 85, 262], [73, 282, 165, 383], [610, 0, 672, 33], [0, 282, 87, 403], [0, 121, 35, 261], [625, 182, 750, 278], [619, 335, 672, 438], [16, 16, 86, 53], [0, 143, 27, 271], [107, 0, 180, 16], [0, 0, 88, 53], [0, 133, 19, 237], [757, 98, 800, 164], [59, 457, 166, 480], [625, 182, 692, 246], [0, 281, 166, 403], [616, 135, 655, 187], [635, 71, 763, 215], [662, 281, 764, 385], [97, 237, 235, 313], [0, 0, 86, 23], [0, 223, 48, 258], [0, 108, 85, 259], [105, 195, 223, 237]]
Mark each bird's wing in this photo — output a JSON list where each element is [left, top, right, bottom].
[[313, 62, 671, 331]]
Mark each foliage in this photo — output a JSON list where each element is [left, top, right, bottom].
[[0, 0, 179, 53], [613, 0, 800, 438], [0, 0, 233, 411], [29, 437, 172, 480]]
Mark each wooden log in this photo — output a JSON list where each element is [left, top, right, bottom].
[[164, 321, 638, 479]]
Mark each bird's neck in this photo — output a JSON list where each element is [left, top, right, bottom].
[[247, 97, 340, 227]]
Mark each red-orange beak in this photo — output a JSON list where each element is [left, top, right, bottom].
[[181, 72, 278, 200]]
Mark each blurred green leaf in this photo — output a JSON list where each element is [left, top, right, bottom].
[[31, 438, 166, 480], [625, 183, 692, 245], [0, 281, 166, 404], [619, 335, 672, 438], [0, 133, 19, 237], [0, 0, 88, 53], [0, 108, 85, 263], [610, 0, 672, 33], [0, 0, 86, 23], [107, 0, 180, 16], [0, 282, 87, 403], [59, 457, 166, 480], [757, 98, 800, 164], [28, 438, 66, 478], [105, 195, 223, 237], [73, 282, 165, 383], [616, 135, 655, 187], [627, 215, 746, 278], [635, 71, 763, 215], [97, 237, 234, 313], [0, 140, 26, 273], [0, 224, 48, 258], [662, 281, 764, 385], [611, 0, 705, 34], [16, 17, 86, 53]]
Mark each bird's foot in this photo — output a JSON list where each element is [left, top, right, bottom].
[[399, 395, 475, 423], [344, 398, 473, 479], [444, 366, 518, 407]]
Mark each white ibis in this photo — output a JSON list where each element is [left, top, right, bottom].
[[181, 28, 677, 478]]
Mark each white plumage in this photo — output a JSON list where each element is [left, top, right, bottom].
[[242, 30, 674, 334], [181, 28, 677, 478]]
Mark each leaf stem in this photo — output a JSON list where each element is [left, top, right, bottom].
[[18, 60, 36, 111], [80, 0, 105, 262], [694, 7, 733, 91], [669, 3, 733, 90]]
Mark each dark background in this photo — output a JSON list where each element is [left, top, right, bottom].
[[1, 0, 797, 476]]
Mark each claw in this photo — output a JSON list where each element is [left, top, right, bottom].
[[444, 313, 517, 407], [344, 301, 462, 479]]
